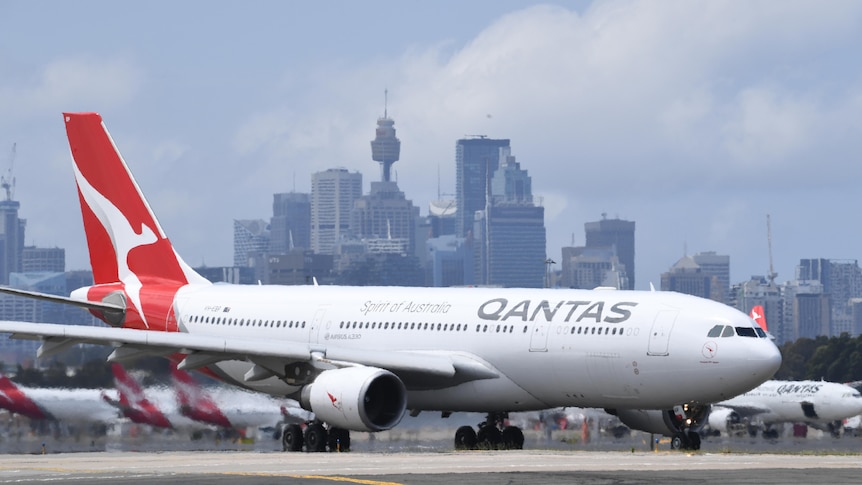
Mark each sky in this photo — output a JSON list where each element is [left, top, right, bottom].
[[1, 0, 862, 290]]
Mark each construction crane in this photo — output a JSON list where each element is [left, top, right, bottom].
[[766, 214, 777, 286], [1, 143, 15, 202]]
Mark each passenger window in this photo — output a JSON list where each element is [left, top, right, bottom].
[[707, 325, 723, 338], [721, 326, 735, 338], [735, 327, 757, 338]]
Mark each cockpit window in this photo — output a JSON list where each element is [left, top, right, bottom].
[[735, 327, 757, 338], [721, 326, 735, 338], [755, 327, 767, 338], [708, 325, 723, 338]]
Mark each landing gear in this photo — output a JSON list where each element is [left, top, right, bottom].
[[282, 424, 303, 452], [328, 427, 351, 452], [281, 421, 351, 452], [304, 423, 327, 452], [454, 426, 478, 450], [670, 431, 701, 450], [668, 403, 708, 451], [453, 413, 524, 450]]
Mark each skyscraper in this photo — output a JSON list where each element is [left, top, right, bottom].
[[473, 147, 546, 288], [0, 196, 24, 285], [311, 169, 362, 255], [351, 181, 418, 255], [233, 219, 270, 267], [455, 137, 510, 238], [585, 216, 635, 290], [692, 251, 730, 304], [270, 192, 311, 253]]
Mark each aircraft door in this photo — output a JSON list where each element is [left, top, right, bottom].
[[647, 310, 678, 356], [530, 323, 549, 352], [309, 307, 328, 345]]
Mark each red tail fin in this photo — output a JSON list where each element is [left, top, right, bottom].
[[750, 305, 768, 332], [171, 364, 232, 428], [0, 375, 50, 420], [111, 364, 172, 429], [63, 113, 209, 330]]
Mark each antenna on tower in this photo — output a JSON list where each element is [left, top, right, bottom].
[[2, 143, 16, 202], [384, 88, 388, 119], [766, 214, 777, 286]]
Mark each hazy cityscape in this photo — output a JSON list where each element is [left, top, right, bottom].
[[1, 102, 861, 364]]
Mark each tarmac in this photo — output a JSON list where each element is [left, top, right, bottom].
[[0, 450, 861, 485]]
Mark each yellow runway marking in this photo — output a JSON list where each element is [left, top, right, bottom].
[[226, 472, 403, 485]]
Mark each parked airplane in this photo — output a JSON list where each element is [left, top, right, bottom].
[[0, 112, 782, 452], [0, 374, 119, 432], [706, 379, 862, 439], [171, 363, 286, 434]]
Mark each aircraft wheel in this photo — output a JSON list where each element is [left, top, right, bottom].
[[687, 431, 701, 450], [477, 424, 502, 450], [501, 426, 524, 450], [282, 424, 304, 452], [670, 433, 684, 450], [454, 425, 478, 450], [328, 427, 351, 452], [304, 423, 327, 452]]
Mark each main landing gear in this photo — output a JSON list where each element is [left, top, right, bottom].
[[454, 412, 524, 450], [669, 403, 708, 451], [281, 421, 351, 452]]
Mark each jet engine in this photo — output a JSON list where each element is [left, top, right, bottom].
[[300, 366, 406, 432], [608, 409, 682, 437], [706, 407, 740, 434]]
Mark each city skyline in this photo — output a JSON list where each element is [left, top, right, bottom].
[[3, 1, 862, 289]]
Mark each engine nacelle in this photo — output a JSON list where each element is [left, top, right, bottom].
[[301, 367, 407, 432], [706, 407, 740, 433], [608, 409, 682, 437]]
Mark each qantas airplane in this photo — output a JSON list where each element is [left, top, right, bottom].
[[105, 363, 200, 431], [170, 363, 286, 434], [0, 112, 782, 452], [0, 374, 119, 432], [706, 379, 862, 439]]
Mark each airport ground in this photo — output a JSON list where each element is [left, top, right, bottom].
[[1, 413, 861, 484]]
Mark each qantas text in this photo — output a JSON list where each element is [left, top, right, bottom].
[[477, 298, 638, 323]]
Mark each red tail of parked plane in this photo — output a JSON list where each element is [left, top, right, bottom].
[[749, 305, 768, 332]]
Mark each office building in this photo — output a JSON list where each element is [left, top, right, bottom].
[[692, 251, 730, 304], [311, 169, 362, 255], [584, 216, 635, 290], [351, 181, 418, 256], [270, 192, 311, 253], [22, 246, 65, 273], [233, 219, 270, 267], [472, 147, 546, 288], [0, 197, 24, 285], [427, 235, 474, 287], [455, 137, 510, 238], [560, 246, 627, 290], [661, 255, 722, 302]]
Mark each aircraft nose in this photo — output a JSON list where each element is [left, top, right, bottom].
[[750, 339, 782, 379]]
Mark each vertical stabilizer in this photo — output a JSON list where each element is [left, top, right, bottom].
[[63, 112, 209, 287], [171, 363, 232, 429]]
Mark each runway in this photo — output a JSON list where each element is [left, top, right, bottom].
[[0, 451, 860, 485]]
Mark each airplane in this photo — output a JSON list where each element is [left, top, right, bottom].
[[0, 112, 782, 452], [705, 379, 862, 439], [170, 363, 287, 435], [0, 373, 120, 434], [610, 309, 862, 446]]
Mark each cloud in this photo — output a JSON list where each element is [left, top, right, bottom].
[[0, 57, 143, 118]]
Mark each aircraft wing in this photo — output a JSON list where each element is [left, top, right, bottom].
[[0, 320, 498, 389], [713, 403, 771, 419]]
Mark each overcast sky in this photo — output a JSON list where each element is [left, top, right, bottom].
[[2, 0, 862, 290]]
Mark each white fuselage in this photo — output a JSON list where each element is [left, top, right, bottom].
[[716, 380, 862, 425], [172, 284, 781, 412], [1, 387, 119, 423]]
